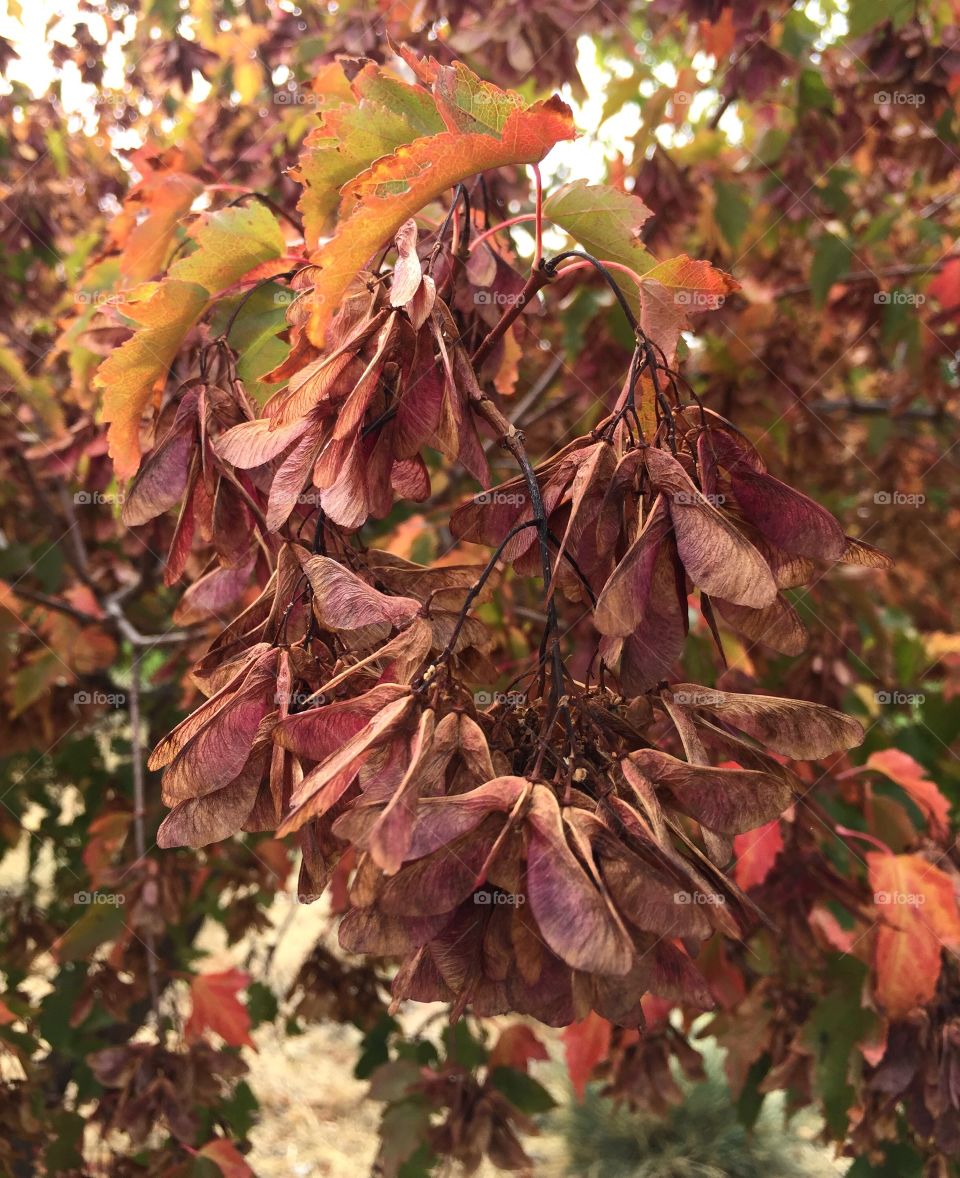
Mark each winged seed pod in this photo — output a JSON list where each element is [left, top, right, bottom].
[[138, 47, 878, 1029]]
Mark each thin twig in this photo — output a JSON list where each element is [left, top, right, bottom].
[[774, 255, 960, 299], [12, 587, 101, 625]]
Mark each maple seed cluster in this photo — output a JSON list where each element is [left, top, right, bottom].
[[119, 51, 883, 1026]]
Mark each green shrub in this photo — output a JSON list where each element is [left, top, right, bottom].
[[560, 1042, 841, 1178]]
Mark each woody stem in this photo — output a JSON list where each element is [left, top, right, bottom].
[[470, 262, 553, 370], [467, 392, 575, 768]]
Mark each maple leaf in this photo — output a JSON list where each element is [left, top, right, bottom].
[[196, 1138, 255, 1178], [639, 254, 739, 360], [866, 748, 951, 841], [562, 1012, 611, 1100], [111, 163, 205, 283], [929, 256, 960, 313], [95, 203, 285, 477], [185, 968, 256, 1049], [82, 811, 132, 888], [96, 281, 207, 480], [543, 180, 654, 315], [868, 852, 960, 1019], [301, 54, 575, 345], [294, 61, 445, 246], [168, 202, 286, 291], [487, 1025, 549, 1073], [733, 819, 784, 890]]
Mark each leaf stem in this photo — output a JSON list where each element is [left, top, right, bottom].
[[544, 250, 641, 334], [531, 164, 544, 267], [468, 214, 538, 253]]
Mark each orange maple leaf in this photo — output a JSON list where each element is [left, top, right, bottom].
[[561, 1011, 611, 1100], [867, 748, 951, 840], [304, 58, 575, 346], [487, 1025, 549, 1073], [185, 968, 256, 1049], [196, 1138, 255, 1178], [867, 852, 960, 1019]]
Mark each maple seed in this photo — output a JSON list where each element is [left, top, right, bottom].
[[123, 43, 885, 1030]]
